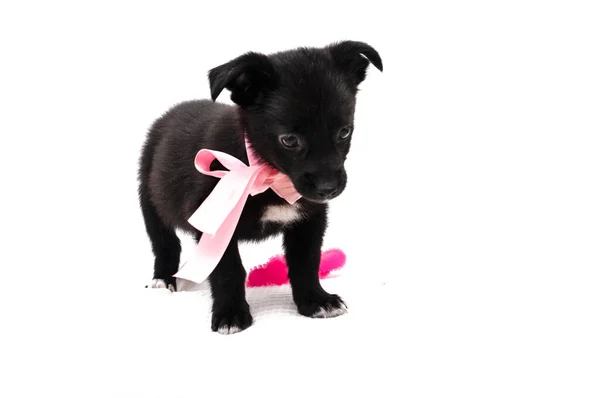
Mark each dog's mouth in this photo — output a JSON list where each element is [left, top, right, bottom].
[[267, 160, 345, 202], [300, 196, 330, 204], [293, 185, 344, 203]]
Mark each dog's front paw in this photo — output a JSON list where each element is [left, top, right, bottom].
[[211, 302, 253, 335], [295, 291, 348, 318]]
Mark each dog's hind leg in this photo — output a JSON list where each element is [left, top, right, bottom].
[[139, 188, 180, 292]]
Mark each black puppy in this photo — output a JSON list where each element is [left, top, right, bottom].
[[138, 41, 382, 334]]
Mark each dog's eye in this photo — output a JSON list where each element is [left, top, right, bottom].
[[279, 134, 300, 149], [338, 126, 353, 140]]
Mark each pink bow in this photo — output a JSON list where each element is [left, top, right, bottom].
[[174, 142, 302, 284]]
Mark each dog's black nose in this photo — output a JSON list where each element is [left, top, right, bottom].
[[315, 182, 339, 199]]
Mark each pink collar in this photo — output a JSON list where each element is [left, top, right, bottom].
[[174, 140, 301, 284]]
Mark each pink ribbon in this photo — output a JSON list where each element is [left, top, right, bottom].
[[173, 142, 302, 284]]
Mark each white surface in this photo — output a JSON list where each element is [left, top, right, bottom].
[[1, 1, 600, 397]]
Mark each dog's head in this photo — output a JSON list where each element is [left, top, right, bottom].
[[208, 41, 382, 202]]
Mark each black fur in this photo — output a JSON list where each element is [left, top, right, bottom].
[[138, 41, 382, 333]]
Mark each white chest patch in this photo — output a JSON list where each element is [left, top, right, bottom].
[[261, 204, 303, 225]]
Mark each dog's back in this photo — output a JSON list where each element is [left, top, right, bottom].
[[138, 99, 241, 231]]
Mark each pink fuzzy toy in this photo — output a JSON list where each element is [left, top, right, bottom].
[[246, 249, 346, 287]]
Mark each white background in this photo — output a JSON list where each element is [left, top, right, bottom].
[[1, 1, 599, 397]]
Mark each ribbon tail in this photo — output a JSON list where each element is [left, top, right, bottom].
[[188, 168, 259, 234], [173, 232, 231, 284], [174, 169, 261, 284]]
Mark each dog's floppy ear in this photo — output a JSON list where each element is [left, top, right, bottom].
[[328, 41, 383, 86], [208, 52, 277, 106]]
